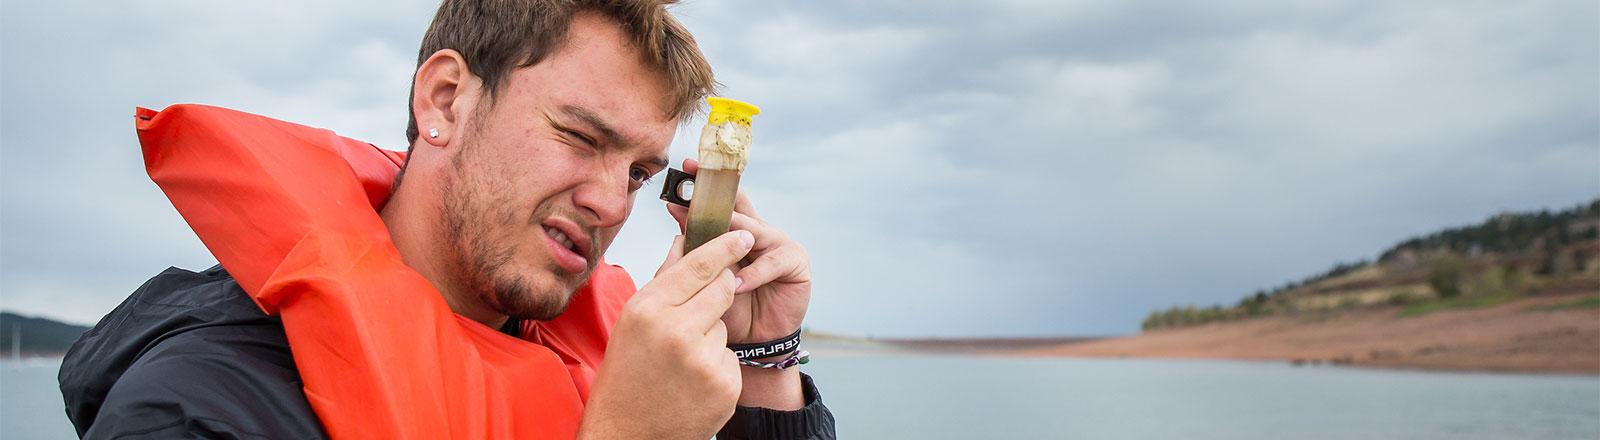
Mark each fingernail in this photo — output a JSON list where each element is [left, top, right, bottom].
[[737, 230, 754, 249], [734, 277, 744, 290]]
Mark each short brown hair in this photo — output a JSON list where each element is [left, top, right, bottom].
[[404, 0, 716, 145]]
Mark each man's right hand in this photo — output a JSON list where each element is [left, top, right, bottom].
[[579, 230, 755, 439]]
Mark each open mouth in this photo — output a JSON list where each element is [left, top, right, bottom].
[[541, 220, 593, 275], [544, 226, 581, 256]]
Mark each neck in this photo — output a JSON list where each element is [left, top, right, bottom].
[[380, 174, 509, 329]]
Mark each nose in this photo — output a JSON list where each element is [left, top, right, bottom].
[[572, 165, 631, 229]]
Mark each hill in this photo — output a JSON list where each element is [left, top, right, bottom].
[[0, 311, 91, 357], [1025, 199, 1600, 374], [1143, 199, 1599, 330], [1026, 294, 1598, 374]]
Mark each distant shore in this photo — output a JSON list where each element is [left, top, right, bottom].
[[1015, 292, 1600, 375], [809, 292, 1599, 375], [804, 334, 1107, 358]]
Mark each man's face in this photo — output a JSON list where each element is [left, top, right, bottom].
[[440, 14, 676, 321]]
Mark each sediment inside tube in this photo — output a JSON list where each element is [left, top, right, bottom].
[[684, 168, 741, 252]]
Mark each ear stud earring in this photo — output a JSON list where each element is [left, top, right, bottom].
[[428, 128, 440, 139]]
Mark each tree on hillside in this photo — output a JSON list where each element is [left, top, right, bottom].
[[1428, 255, 1466, 298]]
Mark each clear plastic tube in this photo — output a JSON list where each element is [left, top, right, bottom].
[[684, 98, 760, 252]]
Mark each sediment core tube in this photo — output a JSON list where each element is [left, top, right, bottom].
[[684, 98, 761, 252]]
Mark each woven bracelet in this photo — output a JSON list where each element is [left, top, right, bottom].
[[737, 350, 810, 370]]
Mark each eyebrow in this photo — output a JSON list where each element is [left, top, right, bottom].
[[558, 105, 669, 169]]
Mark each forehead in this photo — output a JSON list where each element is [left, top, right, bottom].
[[495, 13, 678, 152]]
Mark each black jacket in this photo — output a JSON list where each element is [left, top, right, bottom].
[[60, 266, 835, 439]]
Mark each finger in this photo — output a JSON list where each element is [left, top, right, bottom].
[[650, 230, 755, 306], [679, 268, 738, 332], [682, 158, 699, 175], [725, 212, 800, 294], [732, 189, 761, 220], [654, 235, 686, 278], [727, 211, 779, 259], [709, 325, 739, 382], [734, 246, 808, 295], [725, 211, 776, 289], [666, 202, 688, 234], [706, 309, 730, 343]]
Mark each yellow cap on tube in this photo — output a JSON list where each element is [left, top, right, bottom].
[[697, 97, 760, 172], [706, 97, 761, 126]]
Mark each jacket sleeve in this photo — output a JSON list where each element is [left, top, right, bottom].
[[718, 374, 837, 440], [84, 322, 329, 440]]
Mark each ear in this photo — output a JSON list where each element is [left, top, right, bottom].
[[411, 49, 479, 148]]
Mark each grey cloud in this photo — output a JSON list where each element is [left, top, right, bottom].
[[1, 0, 438, 324], [664, 0, 1598, 335], [2, 0, 1595, 336]]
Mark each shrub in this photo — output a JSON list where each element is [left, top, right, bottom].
[[1387, 290, 1426, 305], [1427, 255, 1466, 298], [1337, 296, 1362, 309]]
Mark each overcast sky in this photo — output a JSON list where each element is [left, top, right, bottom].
[[2, 1, 1596, 337]]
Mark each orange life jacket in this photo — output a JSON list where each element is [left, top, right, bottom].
[[137, 104, 633, 439]]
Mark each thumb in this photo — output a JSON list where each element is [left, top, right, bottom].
[[655, 235, 686, 277], [666, 203, 688, 234]]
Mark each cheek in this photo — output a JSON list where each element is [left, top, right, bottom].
[[455, 152, 541, 232], [486, 146, 576, 197], [595, 227, 623, 256]]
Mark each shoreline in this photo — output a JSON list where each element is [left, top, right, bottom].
[[1013, 292, 1600, 375], [808, 293, 1599, 376]]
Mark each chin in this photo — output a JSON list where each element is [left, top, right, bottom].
[[496, 286, 572, 321], [490, 266, 583, 321]]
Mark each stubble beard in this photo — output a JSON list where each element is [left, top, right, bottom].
[[439, 134, 582, 322]]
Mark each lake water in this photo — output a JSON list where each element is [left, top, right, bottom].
[[4, 355, 1597, 439]]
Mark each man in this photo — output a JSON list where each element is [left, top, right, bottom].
[[58, 1, 834, 438]]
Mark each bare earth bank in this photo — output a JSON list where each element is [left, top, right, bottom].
[[1019, 294, 1600, 375]]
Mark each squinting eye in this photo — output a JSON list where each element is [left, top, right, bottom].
[[564, 129, 595, 146]]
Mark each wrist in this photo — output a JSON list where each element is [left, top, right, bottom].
[[728, 329, 806, 410], [737, 362, 803, 410]]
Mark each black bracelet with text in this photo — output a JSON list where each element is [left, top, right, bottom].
[[727, 328, 802, 360]]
